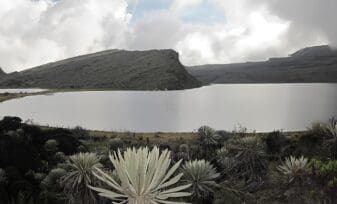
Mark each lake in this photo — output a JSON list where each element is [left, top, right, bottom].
[[0, 88, 48, 94], [0, 84, 336, 132]]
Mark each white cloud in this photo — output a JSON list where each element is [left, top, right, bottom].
[[174, 2, 291, 65], [0, 0, 131, 72], [0, 0, 335, 71], [171, 0, 202, 12]]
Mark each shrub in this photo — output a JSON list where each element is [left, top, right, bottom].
[[216, 130, 231, 141], [44, 139, 59, 153], [0, 134, 41, 172], [42, 168, 67, 188], [325, 117, 337, 138], [0, 116, 22, 131], [264, 131, 287, 154], [108, 137, 124, 150], [90, 147, 191, 203], [71, 126, 89, 139], [277, 156, 309, 183], [181, 160, 220, 201], [179, 144, 189, 153], [198, 126, 219, 146], [54, 152, 66, 163], [308, 122, 327, 138], [226, 147, 267, 183], [61, 153, 102, 204], [216, 147, 233, 168], [308, 159, 337, 202], [0, 168, 7, 184]]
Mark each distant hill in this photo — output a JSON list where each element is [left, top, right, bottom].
[[0, 68, 6, 78], [0, 49, 202, 90], [187, 45, 337, 83]]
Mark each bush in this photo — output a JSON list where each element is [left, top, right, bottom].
[[71, 126, 89, 139], [264, 131, 287, 155], [54, 152, 66, 163], [0, 134, 41, 172], [42, 168, 67, 188], [216, 130, 231, 141], [181, 160, 220, 202], [296, 133, 323, 157], [309, 159, 337, 202], [0, 116, 22, 132], [44, 140, 59, 153], [108, 137, 124, 150], [225, 148, 267, 183]]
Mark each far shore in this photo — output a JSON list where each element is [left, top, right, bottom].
[[0, 82, 336, 103], [36, 124, 305, 143]]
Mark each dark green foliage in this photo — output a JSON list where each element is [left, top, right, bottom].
[[295, 133, 323, 157], [226, 148, 267, 183], [197, 126, 220, 160], [1, 118, 337, 204], [71, 126, 90, 139], [325, 117, 337, 138], [216, 130, 231, 142], [108, 137, 124, 151], [45, 139, 59, 153], [0, 117, 81, 203], [308, 159, 337, 202], [0, 133, 41, 172], [0, 116, 22, 132], [264, 131, 287, 155], [308, 122, 327, 138]]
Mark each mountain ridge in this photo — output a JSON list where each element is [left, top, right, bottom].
[[187, 45, 337, 83], [0, 67, 5, 78], [0, 49, 202, 90]]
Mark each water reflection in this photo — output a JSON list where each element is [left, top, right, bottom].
[[0, 84, 336, 132], [0, 89, 48, 93]]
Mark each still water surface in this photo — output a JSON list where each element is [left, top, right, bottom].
[[0, 84, 336, 132], [0, 89, 47, 93]]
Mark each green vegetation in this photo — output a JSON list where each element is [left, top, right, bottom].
[[277, 156, 309, 182], [181, 160, 220, 203], [1, 116, 337, 203], [60, 153, 102, 204]]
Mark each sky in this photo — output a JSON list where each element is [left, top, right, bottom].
[[0, 0, 336, 72]]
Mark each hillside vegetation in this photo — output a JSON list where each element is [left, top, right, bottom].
[[187, 45, 337, 83], [0, 68, 5, 78], [0, 49, 201, 90], [1, 116, 337, 203]]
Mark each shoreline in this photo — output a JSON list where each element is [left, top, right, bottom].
[[0, 91, 54, 103], [0, 82, 336, 103], [37, 124, 305, 143]]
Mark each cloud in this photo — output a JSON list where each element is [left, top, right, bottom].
[[0, 0, 335, 71], [127, 11, 183, 50], [171, 0, 203, 12], [0, 0, 131, 72], [174, 1, 291, 65], [260, 0, 336, 47]]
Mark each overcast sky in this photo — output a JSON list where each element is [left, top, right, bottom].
[[0, 0, 336, 72]]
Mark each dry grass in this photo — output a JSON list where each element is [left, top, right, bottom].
[[88, 130, 197, 142]]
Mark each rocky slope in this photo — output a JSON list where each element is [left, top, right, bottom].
[[0, 49, 201, 90], [187, 45, 337, 83], [0, 68, 6, 78]]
